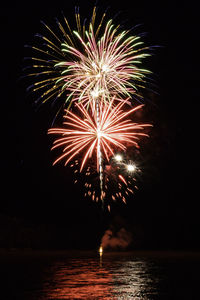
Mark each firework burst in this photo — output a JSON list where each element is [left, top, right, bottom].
[[25, 6, 151, 111], [48, 98, 151, 172]]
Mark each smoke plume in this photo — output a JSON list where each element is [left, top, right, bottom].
[[101, 228, 132, 250]]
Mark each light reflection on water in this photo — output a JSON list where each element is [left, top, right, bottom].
[[2, 251, 199, 299], [41, 255, 160, 299]]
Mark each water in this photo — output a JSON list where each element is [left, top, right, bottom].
[[1, 251, 200, 299]]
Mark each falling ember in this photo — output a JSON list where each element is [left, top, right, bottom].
[[122, 197, 126, 204], [118, 174, 128, 185], [68, 152, 141, 207]]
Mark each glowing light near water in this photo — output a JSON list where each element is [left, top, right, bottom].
[[99, 245, 103, 257]]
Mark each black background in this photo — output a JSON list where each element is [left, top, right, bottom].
[[1, 0, 200, 250]]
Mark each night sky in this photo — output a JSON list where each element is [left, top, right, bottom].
[[1, 0, 200, 250]]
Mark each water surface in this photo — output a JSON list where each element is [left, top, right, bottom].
[[1, 251, 200, 299]]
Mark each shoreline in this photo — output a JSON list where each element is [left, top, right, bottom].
[[1, 248, 200, 260]]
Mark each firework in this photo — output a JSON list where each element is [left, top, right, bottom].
[[48, 98, 151, 171], [25, 6, 151, 111], [25, 6, 153, 209], [69, 153, 141, 208]]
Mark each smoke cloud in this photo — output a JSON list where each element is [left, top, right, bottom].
[[101, 228, 132, 250]]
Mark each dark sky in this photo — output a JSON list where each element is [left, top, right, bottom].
[[1, 0, 200, 250]]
